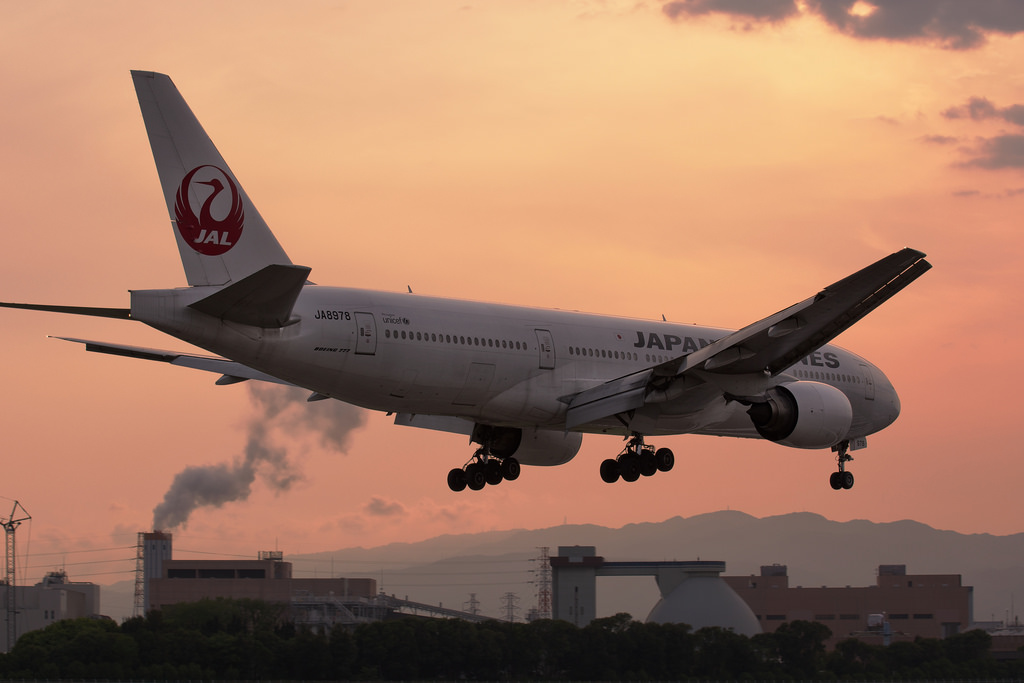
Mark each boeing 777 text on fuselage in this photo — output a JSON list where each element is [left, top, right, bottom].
[[1, 72, 931, 492]]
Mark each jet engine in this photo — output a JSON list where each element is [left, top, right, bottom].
[[746, 381, 853, 449], [475, 425, 583, 466]]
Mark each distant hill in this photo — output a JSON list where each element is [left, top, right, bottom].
[[102, 512, 1024, 624]]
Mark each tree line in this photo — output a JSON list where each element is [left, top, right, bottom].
[[0, 598, 1019, 680]]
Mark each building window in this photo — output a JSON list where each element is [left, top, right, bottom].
[[840, 614, 860, 620], [913, 613, 934, 620], [766, 614, 786, 621], [237, 569, 266, 579]]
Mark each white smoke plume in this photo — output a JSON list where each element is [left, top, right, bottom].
[[152, 385, 367, 530]]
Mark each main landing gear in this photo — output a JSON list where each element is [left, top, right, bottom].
[[830, 440, 854, 490], [600, 434, 674, 484], [447, 449, 521, 492]]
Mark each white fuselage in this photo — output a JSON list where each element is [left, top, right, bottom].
[[130, 284, 901, 442]]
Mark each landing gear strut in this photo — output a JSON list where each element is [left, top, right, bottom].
[[600, 434, 674, 484], [447, 448, 520, 493], [829, 440, 854, 490]]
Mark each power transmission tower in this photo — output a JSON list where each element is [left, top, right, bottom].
[[1, 501, 30, 652], [133, 532, 145, 618], [530, 547, 552, 620], [463, 593, 481, 615], [500, 591, 520, 623]]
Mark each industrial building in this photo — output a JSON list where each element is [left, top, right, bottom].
[[0, 570, 102, 653], [551, 546, 760, 635], [140, 532, 377, 629], [139, 531, 488, 629], [550, 547, 973, 648], [723, 564, 972, 647]]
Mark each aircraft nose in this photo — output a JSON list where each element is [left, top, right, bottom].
[[880, 373, 901, 427]]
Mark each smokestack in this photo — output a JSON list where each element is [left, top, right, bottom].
[[142, 531, 172, 615]]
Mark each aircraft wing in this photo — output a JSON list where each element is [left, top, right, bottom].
[[53, 337, 295, 387], [565, 248, 931, 429]]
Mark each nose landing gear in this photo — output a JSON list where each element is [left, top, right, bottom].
[[829, 440, 854, 490], [600, 434, 674, 484], [447, 448, 521, 492]]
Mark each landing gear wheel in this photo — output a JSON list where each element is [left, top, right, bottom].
[[465, 463, 486, 491], [831, 439, 855, 491], [620, 453, 641, 482], [484, 460, 503, 486], [639, 450, 658, 477], [447, 468, 467, 492], [500, 457, 521, 481], [600, 458, 620, 483], [655, 448, 674, 472]]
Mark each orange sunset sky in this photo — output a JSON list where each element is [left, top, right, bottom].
[[2, 1, 1024, 592]]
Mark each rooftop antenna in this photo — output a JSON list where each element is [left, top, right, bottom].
[[1, 501, 30, 651]]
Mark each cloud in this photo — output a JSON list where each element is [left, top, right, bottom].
[[364, 497, 407, 518], [660, 0, 1024, 49], [933, 97, 1024, 170], [662, 0, 799, 23], [920, 134, 959, 145], [942, 96, 1024, 125], [152, 385, 368, 530], [951, 186, 1024, 199], [958, 134, 1024, 170]]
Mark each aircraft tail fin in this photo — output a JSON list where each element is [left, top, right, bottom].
[[132, 71, 293, 287]]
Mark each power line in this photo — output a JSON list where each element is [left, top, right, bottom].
[[29, 546, 134, 557]]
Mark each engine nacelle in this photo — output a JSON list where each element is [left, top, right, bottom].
[[474, 425, 583, 466], [746, 381, 853, 449]]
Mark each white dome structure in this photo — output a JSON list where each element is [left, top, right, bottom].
[[646, 574, 762, 637]]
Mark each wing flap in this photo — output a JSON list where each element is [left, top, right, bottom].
[[564, 370, 653, 430]]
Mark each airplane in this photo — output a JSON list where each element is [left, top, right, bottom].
[[0, 71, 931, 493]]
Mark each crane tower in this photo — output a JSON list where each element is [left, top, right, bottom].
[[1, 501, 30, 652]]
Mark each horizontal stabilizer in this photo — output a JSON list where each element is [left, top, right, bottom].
[[188, 264, 311, 327], [53, 337, 294, 386], [0, 302, 131, 319]]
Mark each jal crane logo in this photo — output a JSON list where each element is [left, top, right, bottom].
[[174, 165, 244, 255]]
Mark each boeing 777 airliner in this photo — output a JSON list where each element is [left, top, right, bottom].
[[1, 72, 931, 492]]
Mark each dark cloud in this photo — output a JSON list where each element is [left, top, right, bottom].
[[662, 0, 1024, 49], [921, 134, 960, 145], [364, 497, 407, 518], [942, 96, 999, 121], [152, 385, 367, 530], [952, 187, 1024, 198], [662, 0, 798, 23], [943, 97, 1024, 127], [959, 134, 1024, 169]]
